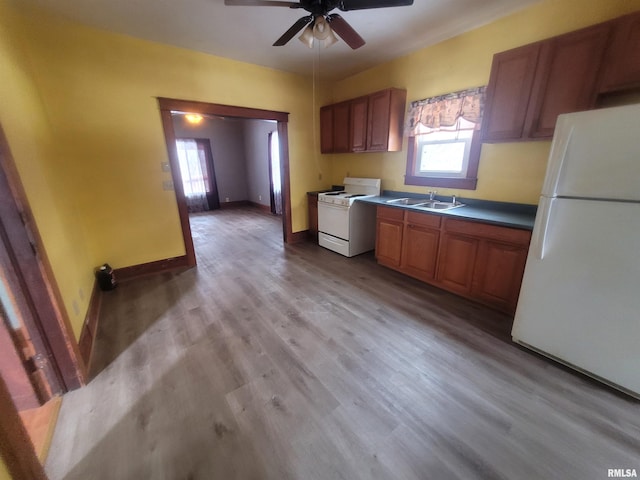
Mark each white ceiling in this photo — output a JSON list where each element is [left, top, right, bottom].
[[19, 0, 539, 80]]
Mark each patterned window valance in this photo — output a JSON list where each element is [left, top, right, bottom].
[[405, 86, 486, 136]]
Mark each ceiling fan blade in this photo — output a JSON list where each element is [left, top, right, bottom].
[[338, 0, 413, 11], [273, 16, 314, 46], [326, 14, 365, 50], [224, 0, 300, 7]]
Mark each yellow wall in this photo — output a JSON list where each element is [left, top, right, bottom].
[[328, 0, 640, 204], [0, 458, 10, 480], [0, 2, 332, 335], [0, 0, 94, 338]]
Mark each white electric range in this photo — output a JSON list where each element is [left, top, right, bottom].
[[317, 177, 381, 257]]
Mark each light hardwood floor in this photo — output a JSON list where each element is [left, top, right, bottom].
[[46, 207, 640, 480]]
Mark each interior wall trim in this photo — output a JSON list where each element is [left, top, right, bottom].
[[113, 255, 191, 281], [77, 281, 102, 372]]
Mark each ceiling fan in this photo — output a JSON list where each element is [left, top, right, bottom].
[[223, 0, 414, 50]]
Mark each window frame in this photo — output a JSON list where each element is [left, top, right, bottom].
[[405, 129, 482, 190]]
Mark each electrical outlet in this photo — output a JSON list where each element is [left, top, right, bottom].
[[225, 197, 230, 202], [78, 288, 85, 301], [72, 300, 80, 316], [318, 173, 322, 181], [162, 180, 174, 191], [259, 195, 262, 201], [160, 162, 171, 172]]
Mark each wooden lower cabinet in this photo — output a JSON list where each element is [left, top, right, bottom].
[[436, 232, 479, 295], [307, 193, 318, 240], [400, 212, 441, 281], [471, 240, 529, 313], [376, 206, 531, 314], [375, 206, 404, 268]]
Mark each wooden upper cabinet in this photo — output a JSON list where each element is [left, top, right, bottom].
[[483, 21, 612, 142], [320, 106, 333, 154], [482, 43, 541, 142], [599, 11, 640, 93], [320, 88, 407, 153], [350, 96, 369, 152], [367, 89, 407, 152], [526, 23, 612, 138], [333, 101, 351, 153]]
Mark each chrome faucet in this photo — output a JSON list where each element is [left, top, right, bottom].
[[452, 194, 457, 205], [429, 190, 437, 201]]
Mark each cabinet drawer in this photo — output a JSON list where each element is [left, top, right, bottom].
[[443, 218, 531, 246], [377, 205, 405, 222], [406, 211, 441, 229]]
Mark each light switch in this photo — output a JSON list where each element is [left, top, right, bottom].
[[162, 180, 174, 191]]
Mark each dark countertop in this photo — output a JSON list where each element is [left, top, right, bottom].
[[359, 191, 537, 230]]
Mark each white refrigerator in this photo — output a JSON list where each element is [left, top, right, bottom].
[[512, 103, 640, 398]]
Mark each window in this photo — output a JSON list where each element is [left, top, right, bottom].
[[405, 87, 485, 190]]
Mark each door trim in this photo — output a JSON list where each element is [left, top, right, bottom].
[[157, 98, 292, 267], [0, 374, 47, 480], [0, 125, 85, 392]]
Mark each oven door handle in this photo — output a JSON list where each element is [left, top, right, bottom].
[[318, 202, 348, 210]]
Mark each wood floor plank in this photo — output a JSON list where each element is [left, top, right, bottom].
[[45, 208, 640, 480]]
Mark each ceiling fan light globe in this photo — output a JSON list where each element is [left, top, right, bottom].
[[298, 24, 314, 48], [323, 28, 339, 48], [312, 16, 331, 40]]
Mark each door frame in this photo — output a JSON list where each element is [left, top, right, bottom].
[[0, 125, 84, 393], [0, 374, 47, 480], [157, 98, 292, 267]]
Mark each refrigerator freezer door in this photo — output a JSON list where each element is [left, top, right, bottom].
[[512, 198, 640, 396], [541, 103, 640, 201]]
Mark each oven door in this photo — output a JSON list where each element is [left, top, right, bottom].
[[318, 202, 350, 240]]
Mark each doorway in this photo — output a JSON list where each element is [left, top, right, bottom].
[[0, 123, 83, 476], [269, 131, 283, 216], [157, 98, 293, 268]]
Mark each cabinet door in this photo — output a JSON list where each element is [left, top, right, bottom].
[[437, 232, 479, 294], [350, 96, 369, 152], [366, 89, 391, 151], [375, 207, 404, 268], [472, 240, 528, 314], [401, 225, 440, 282], [482, 43, 541, 142], [599, 11, 640, 93], [320, 106, 333, 153], [333, 101, 351, 153], [526, 23, 611, 138]]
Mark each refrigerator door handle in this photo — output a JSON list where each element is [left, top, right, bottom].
[[532, 197, 555, 260], [542, 125, 574, 196]]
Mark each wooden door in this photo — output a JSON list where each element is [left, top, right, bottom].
[[349, 97, 368, 152], [482, 43, 541, 142], [375, 207, 404, 268], [437, 232, 479, 295], [526, 23, 611, 138], [0, 125, 82, 397], [472, 240, 529, 314], [599, 11, 640, 93]]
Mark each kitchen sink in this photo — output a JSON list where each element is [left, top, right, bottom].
[[416, 201, 464, 211], [385, 197, 430, 205], [386, 197, 464, 210]]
